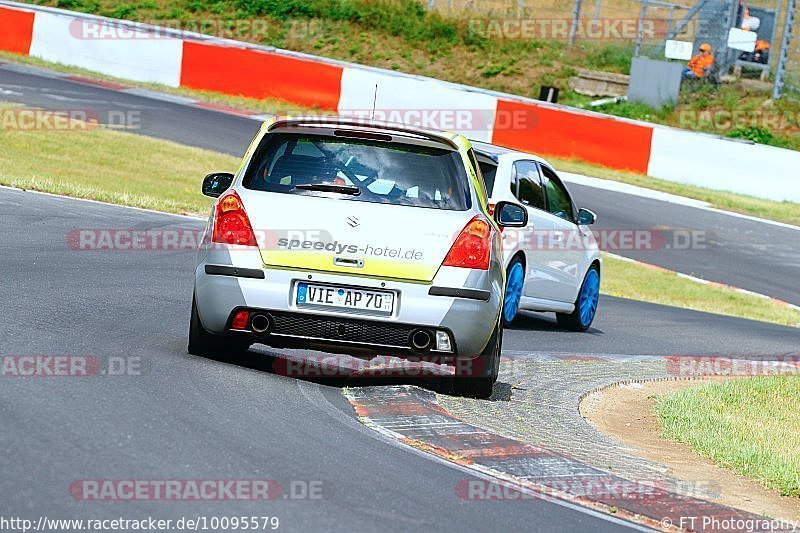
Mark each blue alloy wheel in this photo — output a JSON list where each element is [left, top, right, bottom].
[[503, 260, 524, 325], [578, 268, 600, 328]]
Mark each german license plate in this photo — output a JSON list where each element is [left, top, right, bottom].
[[296, 283, 394, 314]]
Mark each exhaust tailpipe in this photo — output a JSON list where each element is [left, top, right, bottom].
[[410, 329, 433, 352], [251, 314, 272, 334]]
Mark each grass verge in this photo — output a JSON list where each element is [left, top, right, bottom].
[[602, 254, 800, 327], [0, 103, 238, 215], [655, 376, 800, 497], [1, 100, 797, 328]]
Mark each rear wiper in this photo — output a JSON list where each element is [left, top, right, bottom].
[[293, 183, 361, 195]]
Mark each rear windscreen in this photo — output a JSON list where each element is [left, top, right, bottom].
[[242, 132, 470, 210]]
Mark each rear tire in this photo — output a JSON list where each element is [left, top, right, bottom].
[[556, 266, 600, 332], [502, 257, 525, 327], [188, 295, 251, 357], [451, 321, 502, 399]]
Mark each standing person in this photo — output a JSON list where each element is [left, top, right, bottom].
[[683, 43, 715, 80], [740, 7, 761, 31]]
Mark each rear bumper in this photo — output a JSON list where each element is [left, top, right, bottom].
[[222, 308, 460, 357], [194, 260, 502, 357]]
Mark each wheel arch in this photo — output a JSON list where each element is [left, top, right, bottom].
[[590, 258, 601, 277], [508, 250, 526, 270], [568, 258, 601, 305]]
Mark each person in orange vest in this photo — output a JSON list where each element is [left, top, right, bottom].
[[739, 39, 771, 63], [751, 40, 770, 64], [682, 43, 715, 79], [741, 7, 761, 31]]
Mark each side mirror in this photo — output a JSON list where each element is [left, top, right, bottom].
[[577, 208, 597, 225], [494, 201, 528, 228], [202, 172, 235, 198]]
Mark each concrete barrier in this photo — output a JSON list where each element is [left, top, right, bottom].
[[649, 128, 800, 202], [29, 10, 183, 86]]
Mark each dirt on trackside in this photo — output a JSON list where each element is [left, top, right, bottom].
[[580, 379, 800, 522]]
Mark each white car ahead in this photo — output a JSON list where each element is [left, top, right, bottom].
[[472, 142, 601, 331]]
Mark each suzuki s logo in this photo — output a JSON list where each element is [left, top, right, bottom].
[[346, 216, 360, 228]]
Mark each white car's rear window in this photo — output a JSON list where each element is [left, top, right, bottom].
[[242, 133, 471, 210]]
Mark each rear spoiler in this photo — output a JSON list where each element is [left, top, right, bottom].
[[266, 116, 460, 150]]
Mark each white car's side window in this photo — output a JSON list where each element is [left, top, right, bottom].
[[513, 161, 546, 210], [540, 165, 575, 222], [510, 162, 519, 198]]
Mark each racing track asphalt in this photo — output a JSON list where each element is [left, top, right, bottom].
[[2, 61, 800, 305]]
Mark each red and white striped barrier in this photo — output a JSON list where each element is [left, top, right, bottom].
[[181, 41, 343, 110], [0, 1, 798, 202], [0, 4, 34, 54]]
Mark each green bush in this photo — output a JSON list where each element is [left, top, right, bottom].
[[594, 100, 672, 122], [102, 3, 138, 19], [54, 0, 99, 10], [728, 126, 792, 148], [583, 44, 634, 74], [230, 0, 458, 48]]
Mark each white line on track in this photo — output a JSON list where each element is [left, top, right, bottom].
[[0, 184, 205, 221]]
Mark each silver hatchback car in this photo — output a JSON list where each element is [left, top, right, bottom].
[[189, 116, 528, 398]]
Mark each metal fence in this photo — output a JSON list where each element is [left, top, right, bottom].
[[775, 0, 799, 98], [424, 0, 798, 99]]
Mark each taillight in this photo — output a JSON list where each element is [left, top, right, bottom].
[[212, 191, 258, 246], [443, 216, 492, 270]]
